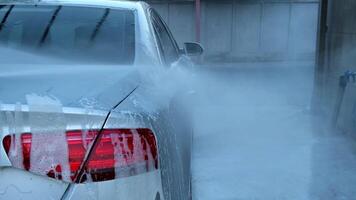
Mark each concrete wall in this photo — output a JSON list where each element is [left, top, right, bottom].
[[146, 0, 319, 62], [316, 0, 356, 134]]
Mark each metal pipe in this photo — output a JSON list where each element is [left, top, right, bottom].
[[331, 71, 356, 127], [195, 0, 201, 43]]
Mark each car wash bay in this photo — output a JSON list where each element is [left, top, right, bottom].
[[191, 62, 356, 200], [148, 0, 356, 199]]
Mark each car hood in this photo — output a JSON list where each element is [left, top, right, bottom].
[[0, 64, 140, 111]]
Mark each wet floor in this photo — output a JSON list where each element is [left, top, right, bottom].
[[191, 62, 356, 200]]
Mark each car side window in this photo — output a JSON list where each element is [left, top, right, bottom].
[[150, 9, 179, 66]]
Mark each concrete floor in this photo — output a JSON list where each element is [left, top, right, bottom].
[[191, 62, 356, 200]]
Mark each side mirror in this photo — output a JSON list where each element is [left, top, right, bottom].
[[183, 42, 204, 56]]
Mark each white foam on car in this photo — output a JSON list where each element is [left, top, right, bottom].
[[26, 93, 72, 182]]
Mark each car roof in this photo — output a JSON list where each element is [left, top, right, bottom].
[[0, 0, 149, 10]]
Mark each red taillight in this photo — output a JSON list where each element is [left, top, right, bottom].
[[21, 133, 32, 171], [2, 129, 158, 183], [2, 135, 11, 155]]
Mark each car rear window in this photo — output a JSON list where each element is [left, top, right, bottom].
[[0, 5, 135, 64]]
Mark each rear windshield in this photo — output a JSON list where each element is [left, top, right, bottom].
[[0, 5, 135, 64]]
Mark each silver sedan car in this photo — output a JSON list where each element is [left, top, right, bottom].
[[0, 0, 203, 199]]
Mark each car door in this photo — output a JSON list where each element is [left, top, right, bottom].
[[149, 8, 193, 200]]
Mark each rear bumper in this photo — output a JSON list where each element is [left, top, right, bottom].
[[68, 170, 164, 200], [0, 168, 164, 200], [0, 167, 68, 200]]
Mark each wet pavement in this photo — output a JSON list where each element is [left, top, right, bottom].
[[191, 62, 356, 200]]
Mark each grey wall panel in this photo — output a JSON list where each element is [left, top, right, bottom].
[[202, 2, 233, 56], [234, 3, 261, 55], [337, 0, 356, 34], [168, 3, 196, 47], [289, 3, 318, 58], [261, 3, 290, 56], [147, 0, 319, 62]]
